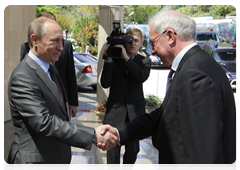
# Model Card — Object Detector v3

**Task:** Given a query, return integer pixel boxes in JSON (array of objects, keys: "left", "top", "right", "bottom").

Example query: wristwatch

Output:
[{"left": 93, "top": 130, "right": 97, "bottom": 143}]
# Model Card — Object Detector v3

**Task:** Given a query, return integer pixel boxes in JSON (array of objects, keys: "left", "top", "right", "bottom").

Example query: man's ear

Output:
[
  {"left": 31, "top": 34, "right": 38, "bottom": 47},
  {"left": 166, "top": 29, "right": 175, "bottom": 45}
]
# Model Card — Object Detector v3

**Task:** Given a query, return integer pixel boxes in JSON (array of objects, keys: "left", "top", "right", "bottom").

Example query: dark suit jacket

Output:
[
  {"left": 100, "top": 54, "right": 151, "bottom": 126},
  {"left": 116, "top": 45, "right": 236, "bottom": 164},
  {"left": 20, "top": 40, "right": 78, "bottom": 106},
  {"left": 7, "top": 55, "right": 94, "bottom": 164}
]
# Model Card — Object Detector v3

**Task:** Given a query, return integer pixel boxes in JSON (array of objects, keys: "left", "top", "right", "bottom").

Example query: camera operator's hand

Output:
[
  {"left": 114, "top": 44, "right": 129, "bottom": 61},
  {"left": 103, "top": 44, "right": 112, "bottom": 61}
]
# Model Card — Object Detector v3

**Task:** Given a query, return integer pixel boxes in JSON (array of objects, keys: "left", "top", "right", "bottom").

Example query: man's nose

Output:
[
  {"left": 151, "top": 48, "right": 156, "bottom": 55},
  {"left": 58, "top": 42, "right": 63, "bottom": 51}
]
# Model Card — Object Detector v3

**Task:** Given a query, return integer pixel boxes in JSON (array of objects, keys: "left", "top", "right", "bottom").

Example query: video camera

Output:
[{"left": 104, "top": 20, "right": 133, "bottom": 59}]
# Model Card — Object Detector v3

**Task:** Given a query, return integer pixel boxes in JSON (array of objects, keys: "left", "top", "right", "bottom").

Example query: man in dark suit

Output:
[
  {"left": 7, "top": 16, "right": 118, "bottom": 164},
  {"left": 100, "top": 28, "right": 151, "bottom": 164},
  {"left": 82, "top": 44, "right": 94, "bottom": 55},
  {"left": 98, "top": 9, "right": 236, "bottom": 164},
  {"left": 20, "top": 12, "right": 78, "bottom": 117}
]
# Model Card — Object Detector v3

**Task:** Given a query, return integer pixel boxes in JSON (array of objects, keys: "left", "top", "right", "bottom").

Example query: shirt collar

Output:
[
  {"left": 28, "top": 50, "right": 50, "bottom": 73},
  {"left": 130, "top": 52, "right": 138, "bottom": 60},
  {"left": 171, "top": 42, "right": 197, "bottom": 71}
]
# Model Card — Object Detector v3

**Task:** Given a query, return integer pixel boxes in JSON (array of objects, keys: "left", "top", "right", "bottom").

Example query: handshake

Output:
[{"left": 94, "top": 125, "right": 119, "bottom": 151}]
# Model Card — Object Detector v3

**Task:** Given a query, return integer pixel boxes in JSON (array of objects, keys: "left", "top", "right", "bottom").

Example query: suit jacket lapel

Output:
[
  {"left": 24, "top": 55, "right": 70, "bottom": 120},
  {"left": 133, "top": 54, "right": 141, "bottom": 63}
]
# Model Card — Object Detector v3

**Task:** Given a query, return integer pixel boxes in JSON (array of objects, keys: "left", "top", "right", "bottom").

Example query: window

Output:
[
  {"left": 74, "top": 54, "right": 97, "bottom": 64},
  {"left": 216, "top": 51, "right": 236, "bottom": 61},
  {"left": 196, "top": 33, "right": 217, "bottom": 41},
  {"left": 209, "top": 50, "right": 214, "bottom": 57}
]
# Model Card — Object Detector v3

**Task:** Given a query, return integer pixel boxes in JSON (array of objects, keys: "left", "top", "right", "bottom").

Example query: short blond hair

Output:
[{"left": 125, "top": 28, "right": 143, "bottom": 40}]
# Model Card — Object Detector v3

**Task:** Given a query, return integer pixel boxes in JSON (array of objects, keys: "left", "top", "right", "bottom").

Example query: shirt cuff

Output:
[
  {"left": 105, "top": 60, "right": 113, "bottom": 63},
  {"left": 115, "top": 127, "right": 121, "bottom": 146}
]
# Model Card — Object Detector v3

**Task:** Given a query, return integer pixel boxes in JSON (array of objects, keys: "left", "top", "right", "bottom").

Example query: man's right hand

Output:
[
  {"left": 114, "top": 44, "right": 129, "bottom": 61},
  {"left": 94, "top": 125, "right": 119, "bottom": 151}
]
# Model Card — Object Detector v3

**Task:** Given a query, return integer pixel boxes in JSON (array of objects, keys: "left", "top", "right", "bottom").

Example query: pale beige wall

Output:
[
  {"left": 96, "top": 6, "right": 124, "bottom": 105},
  {"left": 4, "top": 5, "right": 36, "bottom": 121}
]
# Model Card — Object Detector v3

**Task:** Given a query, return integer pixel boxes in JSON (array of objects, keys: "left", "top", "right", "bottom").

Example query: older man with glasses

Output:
[{"left": 98, "top": 8, "right": 236, "bottom": 164}]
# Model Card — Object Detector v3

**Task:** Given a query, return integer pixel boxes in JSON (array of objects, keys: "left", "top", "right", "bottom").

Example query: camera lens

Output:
[{"left": 114, "top": 23, "right": 120, "bottom": 29}]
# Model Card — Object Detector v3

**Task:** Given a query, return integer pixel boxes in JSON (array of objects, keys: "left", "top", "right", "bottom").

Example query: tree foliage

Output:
[
  {"left": 124, "top": 5, "right": 236, "bottom": 24},
  {"left": 36, "top": 5, "right": 99, "bottom": 53},
  {"left": 210, "top": 5, "right": 236, "bottom": 18},
  {"left": 36, "top": 5, "right": 74, "bottom": 32},
  {"left": 36, "top": 5, "right": 61, "bottom": 17},
  {"left": 124, "top": 5, "right": 166, "bottom": 24},
  {"left": 56, "top": 13, "right": 73, "bottom": 32},
  {"left": 72, "top": 15, "right": 99, "bottom": 52},
  {"left": 175, "top": 5, "right": 235, "bottom": 19}
]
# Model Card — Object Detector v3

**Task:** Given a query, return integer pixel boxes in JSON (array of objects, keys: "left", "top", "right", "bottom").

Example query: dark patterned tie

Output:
[
  {"left": 166, "top": 69, "right": 175, "bottom": 93},
  {"left": 49, "top": 65, "right": 65, "bottom": 105}
]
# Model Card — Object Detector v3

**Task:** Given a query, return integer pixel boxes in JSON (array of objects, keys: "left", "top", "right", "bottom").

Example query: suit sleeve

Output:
[
  {"left": 66, "top": 41, "right": 78, "bottom": 106},
  {"left": 125, "top": 56, "right": 151, "bottom": 83},
  {"left": 9, "top": 72, "right": 94, "bottom": 150},
  {"left": 116, "top": 107, "right": 160, "bottom": 145},
  {"left": 177, "top": 68, "right": 225, "bottom": 163},
  {"left": 100, "top": 61, "right": 114, "bottom": 88}
]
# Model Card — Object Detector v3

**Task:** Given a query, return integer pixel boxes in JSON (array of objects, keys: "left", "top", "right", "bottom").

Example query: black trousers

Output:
[{"left": 107, "top": 114, "right": 140, "bottom": 164}]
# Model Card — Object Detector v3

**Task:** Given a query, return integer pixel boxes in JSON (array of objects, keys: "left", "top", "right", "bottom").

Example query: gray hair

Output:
[{"left": 148, "top": 7, "right": 196, "bottom": 41}]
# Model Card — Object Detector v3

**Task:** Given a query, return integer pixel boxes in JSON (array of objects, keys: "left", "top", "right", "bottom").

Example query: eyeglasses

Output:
[{"left": 149, "top": 30, "right": 167, "bottom": 48}]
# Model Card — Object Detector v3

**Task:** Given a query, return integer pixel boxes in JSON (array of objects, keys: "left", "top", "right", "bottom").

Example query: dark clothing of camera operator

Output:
[{"left": 100, "top": 28, "right": 151, "bottom": 164}]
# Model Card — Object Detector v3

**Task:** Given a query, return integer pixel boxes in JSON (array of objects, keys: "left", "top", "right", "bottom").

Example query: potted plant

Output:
[
  {"left": 145, "top": 94, "right": 162, "bottom": 113},
  {"left": 94, "top": 101, "right": 106, "bottom": 121}
]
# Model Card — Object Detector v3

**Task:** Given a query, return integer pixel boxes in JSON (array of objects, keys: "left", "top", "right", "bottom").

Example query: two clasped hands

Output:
[{"left": 94, "top": 125, "right": 119, "bottom": 151}]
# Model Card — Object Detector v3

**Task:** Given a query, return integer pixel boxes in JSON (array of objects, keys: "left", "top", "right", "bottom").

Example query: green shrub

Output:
[{"left": 145, "top": 94, "right": 162, "bottom": 107}]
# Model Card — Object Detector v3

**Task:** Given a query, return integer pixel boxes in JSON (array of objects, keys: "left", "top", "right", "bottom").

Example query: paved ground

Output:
[{"left": 4, "top": 68, "right": 236, "bottom": 164}]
